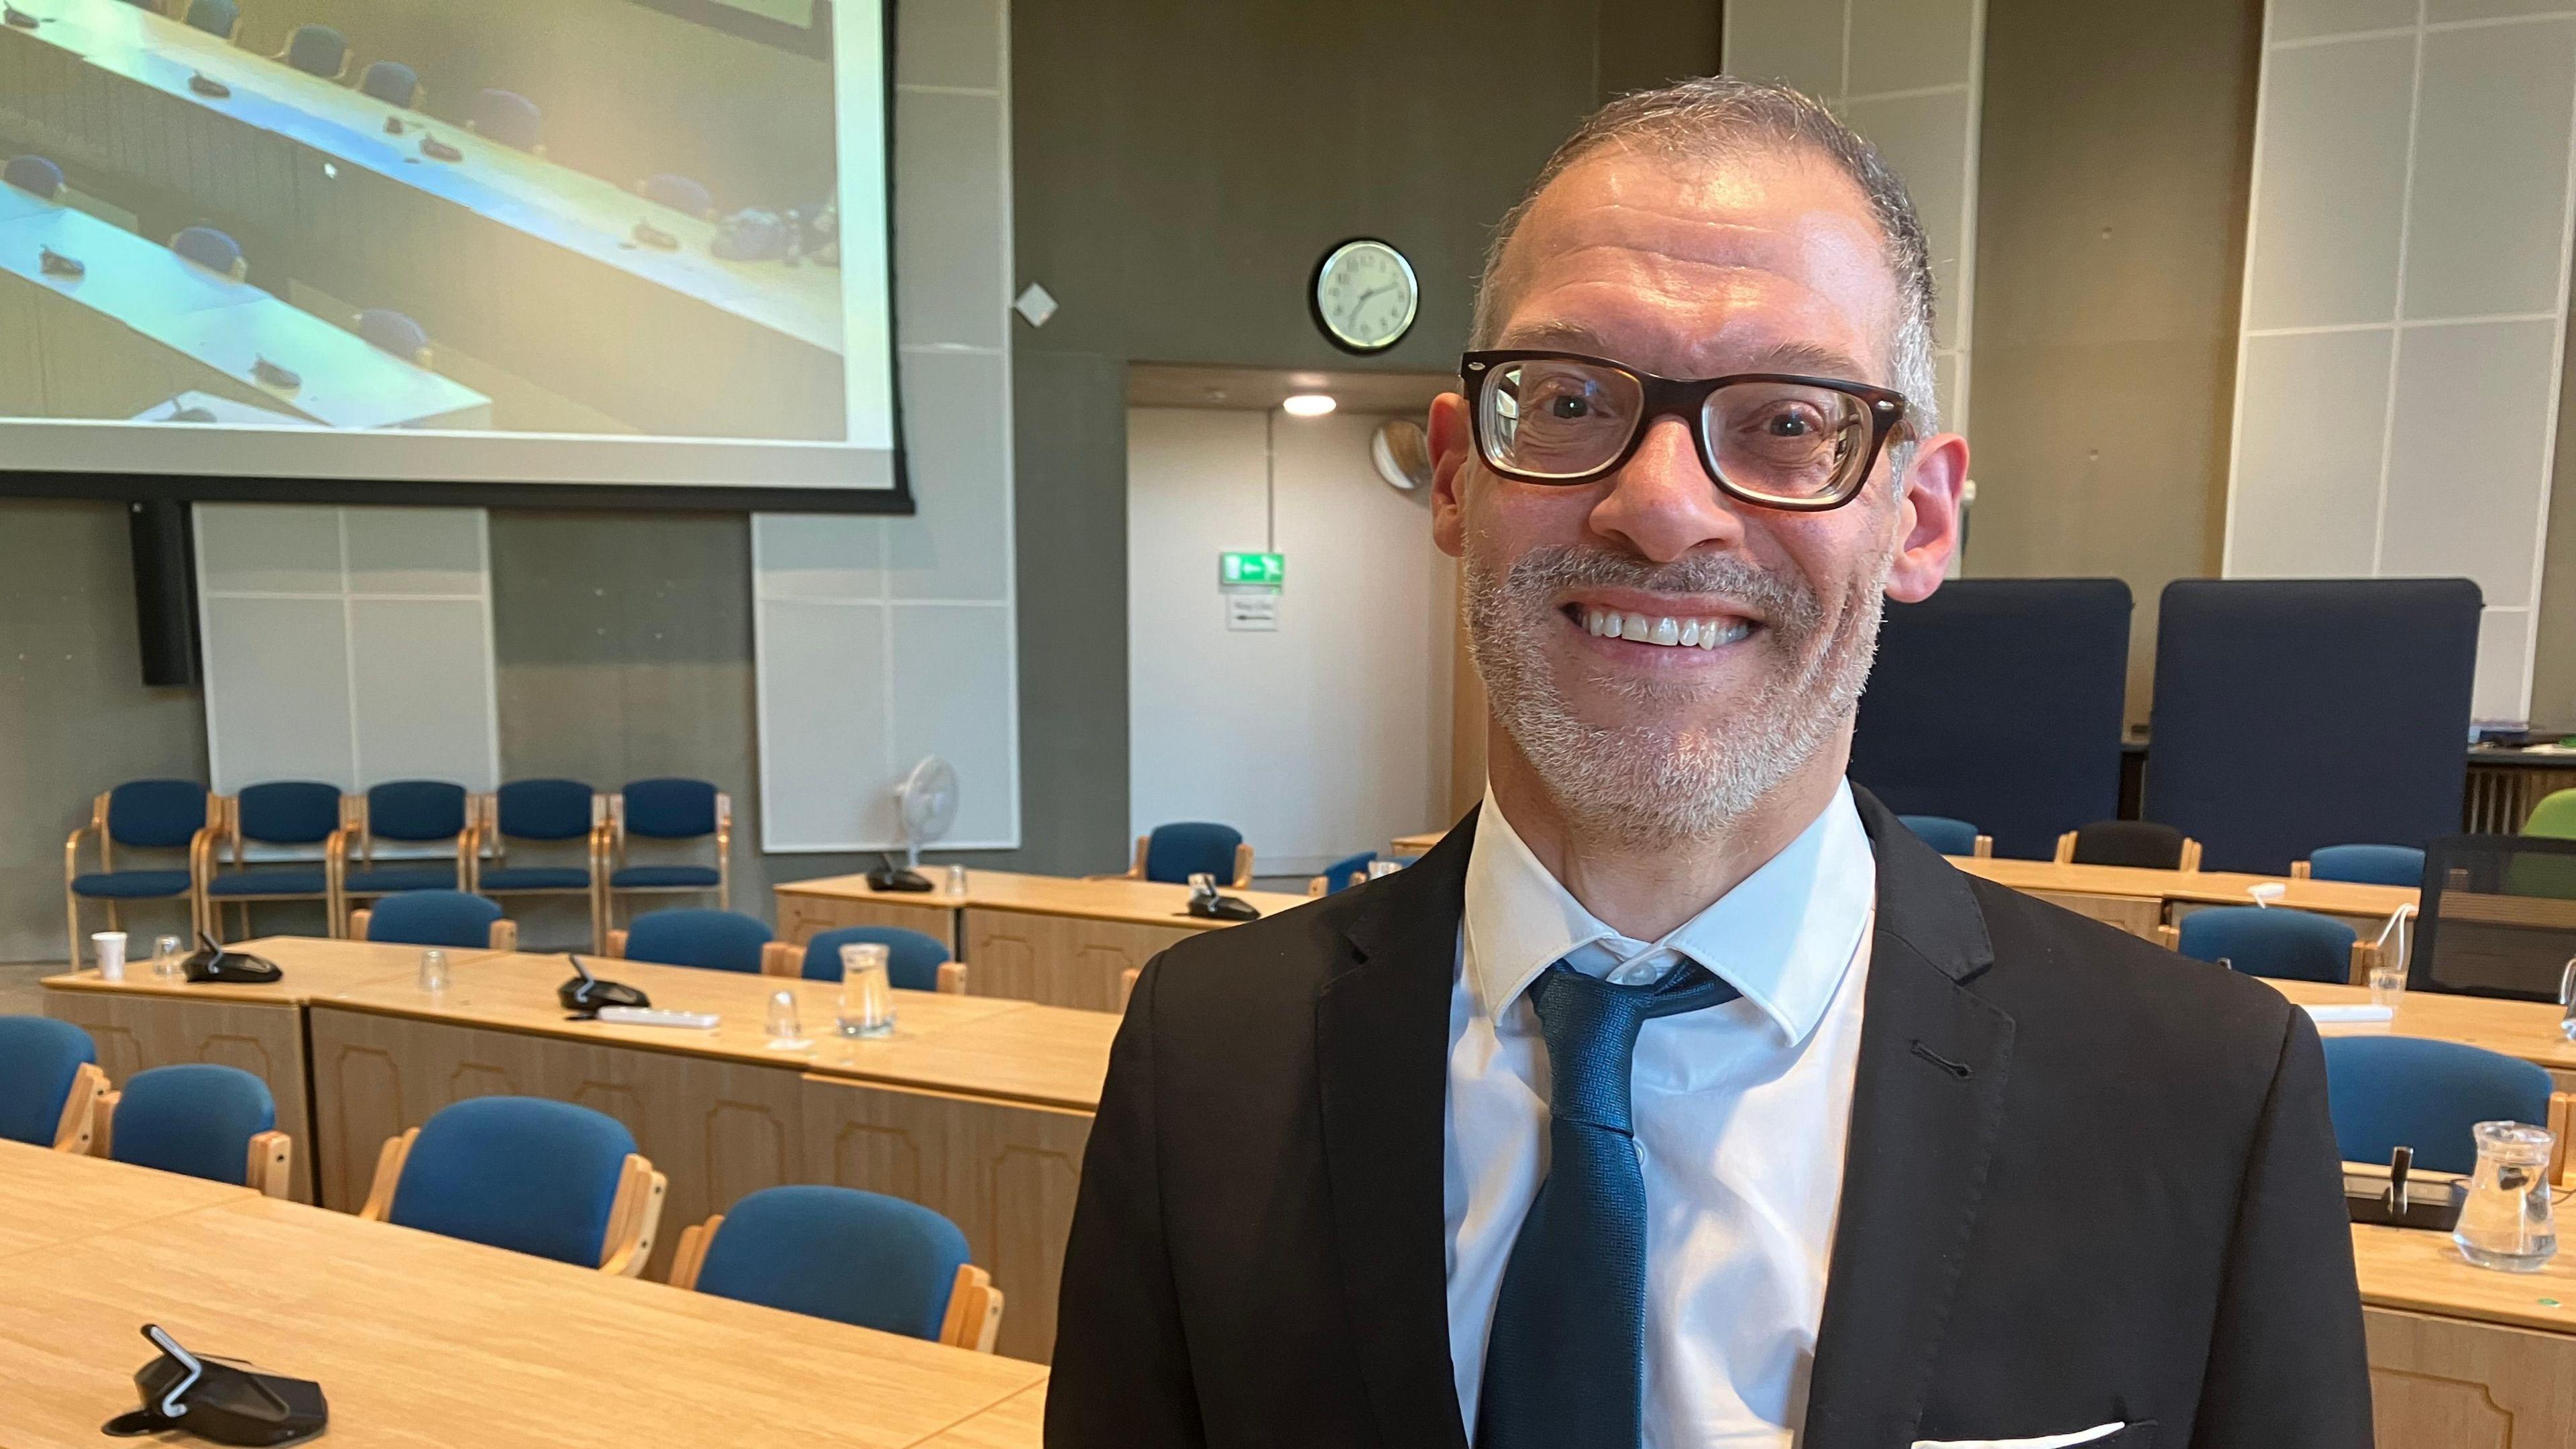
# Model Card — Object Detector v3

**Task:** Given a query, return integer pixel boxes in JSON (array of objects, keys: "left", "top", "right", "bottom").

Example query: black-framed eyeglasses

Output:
[{"left": 1460, "top": 350, "right": 1909, "bottom": 512}]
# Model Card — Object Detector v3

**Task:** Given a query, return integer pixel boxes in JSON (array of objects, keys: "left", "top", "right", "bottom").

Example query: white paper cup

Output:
[{"left": 92, "top": 930, "right": 127, "bottom": 980}]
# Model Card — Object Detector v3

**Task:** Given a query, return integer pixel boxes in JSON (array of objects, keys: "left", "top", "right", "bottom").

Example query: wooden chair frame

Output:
[
  {"left": 1119, "top": 967, "right": 1140, "bottom": 1012},
  {"left": 347, "top": 906, "right": 518, "bottom": 952},
  {"left": 195, "top": 792, "right": 344, "bottom": 946},
  {"left": 1104, "top": 834, "right": 1255, "bottom": 889},
  {"left": 361, "top": 1128, "right": 665, "bottom": 1275},
  {"left": 2056, "top": 829, "right": 2202, "bottom": 873},
  {"left": 50, "top": 1063, "right": 109, "bottom": 1154},
  {"left": 65, "top": 789, "right": 221, "bottom": 969},
  {"left": 91, "top": 1090, "right": 292, "bottom": 1196},
  {"left": 755, "top": 940, "right": 966, "bottom": 993},
  {"left": 667, "top": 1213, "right": 1004, "bottom": 1352},
  {"left": 464, "top": 790, "right": 608, "bottom": 952},
  {"left": 328, "top": 794, "right": 476, "bottom": 938},
  {"left": 600, "top": 790, "right": 732, "bottom": 934}
]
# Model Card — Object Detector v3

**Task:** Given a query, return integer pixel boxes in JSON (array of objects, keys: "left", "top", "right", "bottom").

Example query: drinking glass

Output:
[
  {"left": 417, "top": 949, "right": 449, "bottom": 994},
  {"left": 2367, "top": 961, "right": 2407, "bottom": 1012},
  {"left": 947, "top": 863, "right": 969, "bottom": 896},
  {"left": 765, "top": 989, "right": 810, "bottom": 1049},
  {"left": 2454, "top": 1121, "right": 2558, "bottom": 1272},
  {"left": 153, "top": 934, "right": 184, "bottom": 978},
  {"left": 837, "top": 942, "right": 896, "bottom": 1038}
]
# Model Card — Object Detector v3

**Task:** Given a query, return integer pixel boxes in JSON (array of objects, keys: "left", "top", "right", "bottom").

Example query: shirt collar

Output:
[{"left": 1462, "top": 779, "right": 1876, "bottom": 1044}]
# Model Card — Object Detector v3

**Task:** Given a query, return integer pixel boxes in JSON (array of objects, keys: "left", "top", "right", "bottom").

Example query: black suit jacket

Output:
[{"left": 1047, "top": 790, "right": 2372, "bottom": 1448}]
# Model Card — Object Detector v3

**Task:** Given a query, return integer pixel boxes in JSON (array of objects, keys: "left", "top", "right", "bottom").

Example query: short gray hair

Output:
[{"left": 1470, "top": 74, "right": 1940, "bottom": 442}]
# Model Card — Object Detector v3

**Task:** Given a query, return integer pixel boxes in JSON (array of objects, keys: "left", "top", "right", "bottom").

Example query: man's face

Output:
[{"left": 1429, "top": 146, "right": 1964, "bottom": 843}]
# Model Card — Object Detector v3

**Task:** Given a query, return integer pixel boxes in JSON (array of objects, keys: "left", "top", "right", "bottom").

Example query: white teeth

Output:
[
  {"left": 1652, "top": 617, "right": 1679, "bottom": 645},
  {"left": 1578, "top": 606, "right": 1752, "bottom": 650},
  {"left": 1622, "top": 612, "right": 1650, "bottom": 640},
  {"left": 1678, "top": 620, "right": 1700, "bottom": 647}
]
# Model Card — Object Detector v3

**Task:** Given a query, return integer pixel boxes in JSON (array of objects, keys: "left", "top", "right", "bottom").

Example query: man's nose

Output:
[{"left": 1586, "top": 416, "right": 1748, "bottom": 562}]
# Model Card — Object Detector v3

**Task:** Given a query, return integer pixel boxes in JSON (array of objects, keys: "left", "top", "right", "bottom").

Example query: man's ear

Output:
[
  {"left": 1884, "top": 431, "right": 1968, "bottom": 603},
  {"left": 1429, "top": 392, "right": 1473, "bottom": 559}
]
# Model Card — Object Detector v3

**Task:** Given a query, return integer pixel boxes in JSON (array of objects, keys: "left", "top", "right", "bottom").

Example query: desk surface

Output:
[
  {"left": 44, "top": 937, "right": 498, "bottom": 1005},
  {"left": 2269, "top": 979, "right": 2576, "bottom": 1074},
  {"left": 0, "top": 1139, "right": 252, "bottom": 1258},
  {"left": 2353, "top": 1220, "right": 2576, "bottom": 1335},
  {"left": 0, "top": 1147, "right": 1044, "bottom": 1448},
  {"left": 10, "top": 0, "right": 841, "bottom": 353},
  {"left": 777, "top": 868, "right": 1314, "bottom": 932},
  {"left": 1953, "top": 857, "right": 2416, "bottom": 919}
]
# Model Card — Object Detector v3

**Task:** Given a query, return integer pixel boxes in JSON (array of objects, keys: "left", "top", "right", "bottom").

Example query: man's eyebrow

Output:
[
  {"left": 1746, "top": 340, "right": 1875, "bottom": 382},
  {"left": 1490, "top": 320, "right": 1620, "bottom": 354}
]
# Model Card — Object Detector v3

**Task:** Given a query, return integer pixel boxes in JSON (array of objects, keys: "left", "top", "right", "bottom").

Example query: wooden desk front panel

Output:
[
  {"left": 777, "top": 889, "right": 961, "bottom": 955},
  {"left": 2027, "top": 891, "right": 2165, "bottom": 941},
  {"left": 2366, "top": 1306, "right": 2576, "bottom": 1448},
  {"left": 963, "top": 908, "right": 1195, "bottom": 1012},
  {"left": 43, "top": 989, "right": 313, "bottom": 1202}
]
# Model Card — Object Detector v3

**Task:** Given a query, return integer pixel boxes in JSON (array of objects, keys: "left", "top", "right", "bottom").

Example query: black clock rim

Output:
[{"left": 1309, "top": 236, "right": 1415, "bottom": 357}]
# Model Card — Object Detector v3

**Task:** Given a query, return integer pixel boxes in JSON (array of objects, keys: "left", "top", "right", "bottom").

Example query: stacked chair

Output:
[{"left": 64, "top": 780, "right": 211, "bottom": 967}]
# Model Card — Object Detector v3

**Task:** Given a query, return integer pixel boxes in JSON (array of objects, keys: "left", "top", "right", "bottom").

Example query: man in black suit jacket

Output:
[{"left": 1049, "top": 75, "right": 2369, "bottom": 1449}]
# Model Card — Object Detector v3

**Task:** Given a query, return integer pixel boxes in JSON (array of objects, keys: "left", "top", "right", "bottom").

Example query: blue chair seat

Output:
[
  {"left": 205, "top": 867, "right": 328, "bottom": 897},
  {"left": 344, "top": 865, "right": 458, "bottom": 894},
  {"left": 70, "top": 869, "right": 193, "bottom": 900},
  {"left": 611, "top": 864, "right": 720, "bottom": 889},
  {"left": 480, "top": 865, "right": 591, "bottom": 892}
]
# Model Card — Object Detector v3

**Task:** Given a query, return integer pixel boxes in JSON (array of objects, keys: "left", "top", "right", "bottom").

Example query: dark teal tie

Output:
[{"left": 1474, "top": 958, "right": 1740, "bottom": 1449}]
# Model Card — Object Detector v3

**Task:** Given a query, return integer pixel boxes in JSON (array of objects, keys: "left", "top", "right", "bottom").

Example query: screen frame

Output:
[{"left": 0, "top": 0, "right": 912, "bottom": 517}]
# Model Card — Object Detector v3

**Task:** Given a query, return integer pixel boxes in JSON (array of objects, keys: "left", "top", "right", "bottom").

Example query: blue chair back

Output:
[
  {"left": 282, "top": 23, "right": 345, "bottom": 77},
  {"left": 640, "top": 172, "right": 714, "bottom": 217},
  {"left": 5, "top": 154, "right": 63, "bottom": 199},
  {"left": 2175, "top": 906, "right": 2357, "bottom": 984},
  {"left": 170, "top": 225, "right": 243, "bottom": 277},
  {"left": 0, "top": 1016, "right": 94, "bottom": 1146},
  {"left": 799, "top": 926, "right": 947, "bottom": 989},
  {"left": 1315, "top": 851, "right": 1376, "bottom": 894},
  {"left": 622, "top": 777, "right": 718, "bottom": 839},
  {"left": 496, "top": 779, "right": 594, "bottom": 842},
  {"left": 2322, "top": 1036, "right": 2551, "bottom": 1175},
  {"left": 694, "top": 1185, "right": 971, "bottom": 1339},
  {"left": 181, "top": 0, "right": 237, "bottom": 38},
  {"left": 367, "top": 891, "right": 502, "bottom": 949},
  {"left": 1143, "top": 822, "right": 1242, "bottom": 885},
  {"left": 360, "top": 60, "right": 421, "bottom": 109},
  {"left": 107, "top": 780, "right": 206, "bottom": 849},
  {"left": 109, "top": 1064, "right": 274, "bottom": 1186},
  {"left": 2308, "top": 844, "right": 2426, "bottom": 888},
  {"left": 1897, "top": 814, "right": 1982, "bottom": 856},
  {"left": 237, "top": 780, "right": 342, "bottom": 845},
  {"left": 625, "top": 908, "right": 769, "bottom": 973},
  {"left": 2068, "top": 819, "right": 2188, "bottom": 869},
  {"left": 390, "top": 1097, "right": 635, "bottom": 1266},
  {"left": 357, "top": 309, "right": 429, "bottom": 362},
  {"left": 474, "top": 88, "right": 544, "bottom": 150},
  {"left": 368, "top": 781, "right": 469, "bottom": 842}
]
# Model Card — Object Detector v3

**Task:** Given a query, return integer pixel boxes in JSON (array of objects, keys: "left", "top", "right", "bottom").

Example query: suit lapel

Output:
[
  {"left": 1803, "top": 793, "right": 2017, "bottom": 1449},
  {"left": 1318, "top": 811, "right": 1478, "bottom": 1449}
]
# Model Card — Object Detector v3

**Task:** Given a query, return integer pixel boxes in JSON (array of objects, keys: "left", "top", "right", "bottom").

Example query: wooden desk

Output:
[
  {"left": 0, "top": 1138, "right": 253, "bottom": 1258},
  {"left": 2352, "top": 1223, "right": 2576, "bottom": 1446},
  {"left": 1390, "top": 830, "right": 1440, "bottom": 858},
  {"left": 0, "top": 1152, "right": 1046, "bottom": 1447},
  {"left": 2269, "top": 980, "right": 2576, "bottom": 1088},
  {"left": 916, "top": 1381, "right": 1046, "bottom": 1448},
  {"left": 41, "top": 938, "right": 491, "bottom": 1201},
  {"left": 1953, "top": 857, "right": 2414, "bottom": 940},
  {"left": 775, "top": 869, "right": 1314, "bottom": 1013},
  {"left": 0, "top": 188, "right": 490, "bottom": 427},
  {"left": 0, "top": 0, "right": 841, "bottom": 438},
  {"left": 304, "top": 947, "right": 1112, "bottom": 1361}
]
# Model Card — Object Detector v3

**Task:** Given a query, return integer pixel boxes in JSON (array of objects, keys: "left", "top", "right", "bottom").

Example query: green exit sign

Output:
[{"left": 1220, "top": 551, "right": 1285, "bottom": 588}]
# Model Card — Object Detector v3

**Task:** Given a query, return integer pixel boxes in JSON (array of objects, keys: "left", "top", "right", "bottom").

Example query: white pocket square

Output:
[{"left": 1915, "top": 1423, "right": 2126, "bottom": 1449}]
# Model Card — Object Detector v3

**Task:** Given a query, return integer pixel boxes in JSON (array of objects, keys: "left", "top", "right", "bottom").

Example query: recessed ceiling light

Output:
[{"left": 1281, "top": 393, "right": 1336, "bottom": 417}]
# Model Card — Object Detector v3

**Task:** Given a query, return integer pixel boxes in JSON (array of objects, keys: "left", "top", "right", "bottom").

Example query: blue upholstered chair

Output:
[
  {"left": 356, "top": 309, "right": 431, "bottom": 366},
  {"left": 769, "top": 925, "right": 960, "bottom": 991},
  {"left": 612, "top": 908, "right": 769, "bottom": 974},
  {"left": 5, "top": 154, "right": 64, "bottom": 201},
  {"left": 360, "top": 1096, "right": 664, "bottom": 1273},
  {"left": 1307, "top": 851, "right": 1378, "bottom": 896},
  {"left": 277, "top": 23, "right": 347, "bottom": 78},
  {"left": 198, "top": 781, "right": 342, "bottom": 943},
  {"left": 0, "top": 1016, "right": 107, "bottom": 1152},
  {"left": 179, "top": 0, "right": 239, "bottom": 41},
  {"left": 2169, "top": 906, "right": 2361, "bottom": 985},
  {"left": 356, "top": 890, "right": 514, "bottom": 951},
  {"left": 670, "top": 1185, "right": 1001, "bottom": 1350},
  {"left": 169, "top": 225, "right": 246, "bottom": 280},
  {"left": 359, "top": 60, "right": 423, "bottom": 110},
  {"left": 332, "top": 781, "right": 473, "bottom": 934},
  {"left": 602, "top": 778, "right": 729, "bottom": 927},
  {"left": 470, "top": 88, "right": 545, "bottom": 152},
  {"left": 103, "top": 1063, "right": 290, "bottom": 1194},
  {"left": 1118, "top": 822, "right": 1252, "bottom": 887},
  {"left": 2056, "top": 819, "right": 2200, "bottom": 871},
  {"left": 470, "top": 778, "right": 604, "bottom": 947},
  {"left": 66, "top": 780, "right": 212, "bottom": 968},
  {"left": 2298, "top": 845, "right": 2426, "bottom": 888},
  {"left": 637, "top": 172, "right": 716, "bottom": 219},
  {"left": 1898, "top": 815, "right": 1992, "bottom": 858},
  {"left": 2321, "top": 1036, "right": 2556, "bottom": 1175}
]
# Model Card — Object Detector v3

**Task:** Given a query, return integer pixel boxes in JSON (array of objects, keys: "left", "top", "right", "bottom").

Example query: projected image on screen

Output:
[{"left": 0, "top": 0, "right": 896, "bottom": 496}]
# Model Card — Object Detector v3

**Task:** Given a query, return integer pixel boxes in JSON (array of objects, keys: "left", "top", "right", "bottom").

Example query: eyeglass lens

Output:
[{"left": 1477, "top": 357, "right": 1871, "bottom": 502}]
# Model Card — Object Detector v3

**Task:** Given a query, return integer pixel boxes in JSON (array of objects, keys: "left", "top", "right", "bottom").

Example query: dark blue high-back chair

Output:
[
  {"left": 360, "top": 60, "right": 423, "bottom": 109},
  {"left": 2058, "top": 819, "right": 2200, "bottom": 871},
  {"left": 1134, "top": 822, "right": 1249, "bottom": 886},
  {"left": 5, "top": 154, "right": 64, "bottom": 200},
  {"left": 472, "top": 778, "right": 603, "bottom": 947},
  {"left": 604, "top": 778, "right": 729, "bottom": 928},
  {"left": 0, "top": 1016, "right": 105, "bottom": 1151},
  {"left": 66, "top": 780, "right": 209, "bottom": 968},
  {"left": 199, "top": 781, "right": 341, "bottom": 943},
  {"left": 2172, "top": 906, "right": 2359, "bottom": 985},
  {"left": 278, "top": 23, "right": 346, "bottom": 78},
  {"left": 2301, "top": 844, "right": 2426, "bottom": 888},
  {"left": 107, "top": 1063, "right": 288, "bottom": 1193},
  {"left": 616, "top": 908, "right": 769, "bottom": 974},
  {"left": 674, "top": 1185, "right": 997, "bottom": 1349},
  {"left": 472, "top": 88, "right": 545, "bottom": 152},
  {"left": 356, "top": 309, "right": 431, "bottom": 366},
  {"left": 1897, "top": 815, "right": 1990, "bottom": 858},
  {"left": 360, "top": 890, "right": 509, "bottom": 950},
  {"left": 2321, "top": 1036, "right": 2553, "bottom": 1175},
  {"left": 638, "top": 172, "right": 715, "bottom": 218},
  {"left": 334, "top": 781, "right": 472, "bottom": 934},
  {"left": 169, "top": 225, "right": 246, "bottom": 280},
  {"left": 796, "top": 926, "right": 955, "bottom": 991},
  {"left": 365, "top": 1097, "right": 661, "bottom": 1273},
  {"left": 180, "top": 0, "right": 239, "bottom": 40}
]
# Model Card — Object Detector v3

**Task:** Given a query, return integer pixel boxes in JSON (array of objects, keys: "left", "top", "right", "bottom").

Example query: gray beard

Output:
[{"left": 1464, "top": 541, "right": 1892, "bottom": 848}]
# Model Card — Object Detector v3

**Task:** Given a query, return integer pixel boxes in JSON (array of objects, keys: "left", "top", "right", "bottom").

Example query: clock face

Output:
[{"left": 1312, "top": 239, "right": 1419, "bottom": 354}]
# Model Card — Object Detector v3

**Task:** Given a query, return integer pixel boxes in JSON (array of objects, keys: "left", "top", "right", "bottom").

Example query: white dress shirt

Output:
[{"left": 1445, "top": 781, "right": 1877, "bottom": 1447}]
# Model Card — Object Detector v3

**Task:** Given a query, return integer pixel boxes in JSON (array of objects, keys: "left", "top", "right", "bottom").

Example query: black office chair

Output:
[
  {"left": 278, "top": 24, "right": 348, "bottom": 80},
  {"left": 637, "top": 172, "right": 716, "bottom": 220},
  {"left": 471, "top": 89, "right": 545, "bottom": 154},
  {"left": 169, "top": 225, "right": 247, "bottom": 282},
  {"left": 355, "top": 309, "right": 432, "bottom": 367},
  {"left": 3, "top": 155, "right": 63, "bottom": 201},
  {"left": 178, "top": 0, "right": 239, "bottom": 42},
  {"left": 2056, "top": 819, "right": 2201, "bottom": 871},
  {"left": 360, "top": 60, "right": 423, "bottom": 110},
  {"left": 2409, "top": 834, "right": 2576, "bottom": 1002}
]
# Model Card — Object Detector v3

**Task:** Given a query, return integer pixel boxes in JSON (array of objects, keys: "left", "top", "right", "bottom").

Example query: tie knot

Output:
[{"left": 1527, "top": 960, "right": 1737, "bottom": 1133}]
